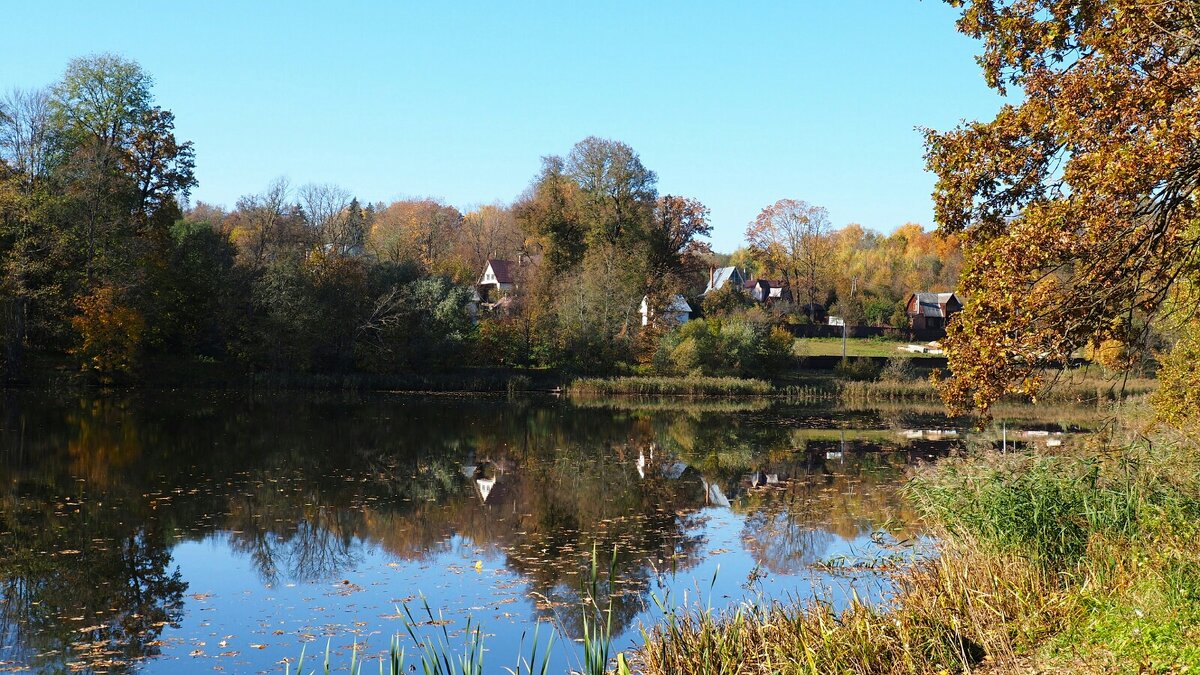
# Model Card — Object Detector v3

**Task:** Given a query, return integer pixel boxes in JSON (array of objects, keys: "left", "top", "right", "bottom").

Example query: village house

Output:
[
  {"left": 478, "top": 259, "right": 516, "bottom": 300},
  {"left": 639, "top": 294, "right": 692, "bottom": 327},
  {"left": 764, "top": 280, "right": 790, "bottom": 302},
  {"left": 703, "top": 266, "right": 746, "bottom": 295},
  {"left": 743, "top": 278, "right": 770, "bottom": 302},
  {"left": 906, "top": 291, "right": 964, "bottom": 330},
  {"left": 743, "top": 278, "right": 790, "bottom": 303}
]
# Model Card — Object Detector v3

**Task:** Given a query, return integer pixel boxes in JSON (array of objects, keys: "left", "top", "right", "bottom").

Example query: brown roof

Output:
[{"left": 487, "top": 259, "right": 515, "bottom": 284}]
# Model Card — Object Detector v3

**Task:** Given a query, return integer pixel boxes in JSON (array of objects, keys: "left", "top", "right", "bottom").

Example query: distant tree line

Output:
[{"left": 0, "top": 54, "right": 962, "bottom": 383}]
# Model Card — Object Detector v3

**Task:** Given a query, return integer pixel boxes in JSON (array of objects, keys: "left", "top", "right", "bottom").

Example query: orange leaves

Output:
[
  {"left": 928, "top": 0, "right": 1200, "bottom": 415},
  {"left": 70, "top": 285, "right": 145, "bottom": 380}
]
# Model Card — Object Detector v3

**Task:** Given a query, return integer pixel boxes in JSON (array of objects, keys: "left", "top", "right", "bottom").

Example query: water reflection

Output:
[{"left": 0, "top": 391, "right": 1093, "bottom": 672}]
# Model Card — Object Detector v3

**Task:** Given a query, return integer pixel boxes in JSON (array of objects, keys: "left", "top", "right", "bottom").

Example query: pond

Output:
[{"left": 0, "top": 391, "right": 1095, "bottom": 673}]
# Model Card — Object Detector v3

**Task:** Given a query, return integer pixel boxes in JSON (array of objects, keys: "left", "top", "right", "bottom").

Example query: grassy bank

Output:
[
  {"left": 837, "top": 373, "right": 1158, "bottom": 406},
  {"left": 636, "top": 414, "right": 1200, "bottom": 673},
  {"left": 567, "top": 376, "right": 773, "bottom": 397},
  {"left": 795, "top": 337, "right": 943, "bottom": 359}
]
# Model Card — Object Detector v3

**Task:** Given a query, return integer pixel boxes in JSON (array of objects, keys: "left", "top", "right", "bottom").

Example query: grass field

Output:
[{"left": 794, "top": 337, "right": 942, "bottom": 358}]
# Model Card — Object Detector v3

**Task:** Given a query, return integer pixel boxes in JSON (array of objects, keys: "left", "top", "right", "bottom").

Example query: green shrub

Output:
[
  {"left": 879, "top": 356, "right": 917, "bottom": 382},
  {"left": 834, "top": 357, "right": 880, "bottom": 381},
  {"left": 653, "top": 318, "right": 793, "bottom": 378}
]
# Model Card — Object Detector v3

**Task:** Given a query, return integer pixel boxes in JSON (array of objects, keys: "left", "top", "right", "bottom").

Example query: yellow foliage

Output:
[
  {"left": 1151, "top": 321, "right": 1200, "bottom": 429},
  {"left": 70, "top": 285, "right": 145, "bottom": 379},
  {"left": 1088, "top": 338, "right": 1134, "bottom": 372}
]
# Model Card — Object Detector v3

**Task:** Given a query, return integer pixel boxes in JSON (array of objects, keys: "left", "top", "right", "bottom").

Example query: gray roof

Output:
[
  {"left": 705, "top": 266, "right": 743, "bottom": 293},
  {"left": 666, "top": 294, "right": 692, "bottom": 313},
  {"left": 911, "top": 292, "right": 961, "bottom": 318}
]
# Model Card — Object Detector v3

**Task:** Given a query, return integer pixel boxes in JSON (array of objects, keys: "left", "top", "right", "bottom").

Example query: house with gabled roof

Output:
[
  {"left": 479, "top": 259, "right": 515, "bottom": 294},
  {"left": 743, "top": 278, "right": 790, "bottom": 303},
  {"left": 704, "top": 266, "right": 746, "bottom": 295},
  {"left": 906, "top": 292, "right": 964, "bottom": 330},
  {"left": 640, "top": 294, "right": 692, "bottom": 327},
  {"left": 744, "top": 278, "right": 770, "bottom": 302}
]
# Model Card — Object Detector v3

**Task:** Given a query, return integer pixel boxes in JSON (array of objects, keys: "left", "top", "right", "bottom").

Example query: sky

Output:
[{"left": 2, "top": 1, "right": 1005, "bottom": 252}]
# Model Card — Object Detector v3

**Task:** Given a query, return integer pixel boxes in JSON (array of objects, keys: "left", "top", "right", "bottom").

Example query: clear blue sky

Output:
[{"left": 2, "top": 1, "right": 1004, "bottom": 252}]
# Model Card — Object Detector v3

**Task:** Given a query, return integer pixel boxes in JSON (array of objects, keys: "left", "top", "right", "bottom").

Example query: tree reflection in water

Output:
[{"left": 0, "top": 391, "right": 959, "bottom": 671}]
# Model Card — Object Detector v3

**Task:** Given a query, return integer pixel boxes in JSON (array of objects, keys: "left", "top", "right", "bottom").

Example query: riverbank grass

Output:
[
  {"left": 638, "top": 427, "right": 1200, "bottom": 673},
  {"left": 567, "top": 376, "right": 772, "bottom": 396}
]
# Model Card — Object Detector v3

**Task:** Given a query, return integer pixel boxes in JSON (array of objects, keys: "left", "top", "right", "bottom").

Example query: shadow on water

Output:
[{"left": 0, "top": 390, "right": 1099, "bottom": 672}]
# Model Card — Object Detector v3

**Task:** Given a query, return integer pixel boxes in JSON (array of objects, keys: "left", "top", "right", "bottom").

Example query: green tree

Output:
[
  {"left": 50, "top": 53, "right": 153, "bottom": 152},
  {"left": 514, "top": 156, "right": 584, "bottom": 273},
  {"left": 0, "top": 87, "right": 59, "bottom": 376},
  {"left": 565, "top": 136, "right": 657, "bottom": 248}
]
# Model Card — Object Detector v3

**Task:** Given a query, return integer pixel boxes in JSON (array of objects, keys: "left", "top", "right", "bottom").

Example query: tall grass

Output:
[
  {"left": 639, "top": 540, "right": 1063, "bottom": 674},
  {"left": 837, "top": 374, "right": 1159, "bottom": 406},
  {"left": 906, "top": 447, "right": 1200, "bottom": 568},
  {"left": 568, "top": 376, "right": 773, "bottom": 397},
  {"left": 567, "top": 396, "right": 772, "bottom": 414},
  {"left": 637, "top": 425, "right": 1200, "bottom": 673}
]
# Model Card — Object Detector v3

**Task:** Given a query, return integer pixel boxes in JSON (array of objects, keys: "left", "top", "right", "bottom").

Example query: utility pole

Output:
[{"left": 842, "top": 275, "right": 857, "bottom": 360}]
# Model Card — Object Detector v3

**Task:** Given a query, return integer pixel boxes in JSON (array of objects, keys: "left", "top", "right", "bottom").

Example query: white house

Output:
[
  {"left": 640, "top": 294, "right": 692, "bottom": 327},
  {"left": 479, "top": 259, "right": 516, "bottom": 295}
]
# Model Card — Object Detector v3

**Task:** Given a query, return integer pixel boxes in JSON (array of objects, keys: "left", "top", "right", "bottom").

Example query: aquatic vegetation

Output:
[
  {"left": 637, "top": 425, "right": 1200, "bottom": 673},
  {"left": 568, "top": 376, "right": 773, "bottom": 396}
]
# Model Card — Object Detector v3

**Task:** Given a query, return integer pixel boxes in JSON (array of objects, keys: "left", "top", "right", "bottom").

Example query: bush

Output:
[
  {"left": 653, "top": 318, "right": 793, "bottom": 378},
  {"left": 879, "top": 356, "right": 917, "bottom": 382},
  {"left": 700, "top": 283, "right": 751, "bottom": 318},
  {"left": 834, "top": 356, "right": 880, "bottom": 381},
  {"left": 1152, "top": 320, "right": 1200, "bottom": 429}
]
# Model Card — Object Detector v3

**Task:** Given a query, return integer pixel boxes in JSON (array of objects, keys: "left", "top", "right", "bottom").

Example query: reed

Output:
[
  {"left": 637, "top": 425, "right": 1200, "bottom": 673},
  {"left": 567, "top": 376, "right": 773, "bottom": 397}
]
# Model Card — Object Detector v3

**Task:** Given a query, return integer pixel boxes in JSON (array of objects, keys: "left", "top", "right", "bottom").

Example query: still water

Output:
[{"left": 0, "top": 392, "right": 1087, "bottom": 673}]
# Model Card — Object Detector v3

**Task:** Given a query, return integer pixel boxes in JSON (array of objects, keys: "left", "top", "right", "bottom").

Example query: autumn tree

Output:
[
  {"left": 368, "top": 198, "right": 462, "bottom": 274},
  {"left": 124, "top": 107, "right": 196, "bottom": 230},
  {"left": 556, "top": 242, "right": 649, "bottom": 370},
  {"left": 745, "top": 199, "right": 833, "bottom": 310},
  {"left": 458, "top": 203, "right": 523, "bottom": 277},
  {"left": 228, "top": 178, "right": 307, "bottom": 268},
  {"left": 926, "top": 0, "right": 1200, "bottom": 415},
  {"left": 648, "top": 195, "right": 712, "bottom": 276},
  {"left": 565, "top": 136, "right": 657, "bottom": 248},
  {"left": 514, "top": 156, "right": 585, "bottom": 273}
]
